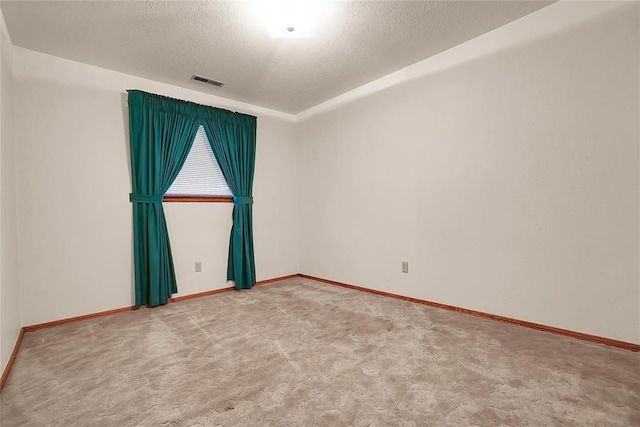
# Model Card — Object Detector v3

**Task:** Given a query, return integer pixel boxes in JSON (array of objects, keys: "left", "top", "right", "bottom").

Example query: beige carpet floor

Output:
[{"left": 1, "top": 277, "right": 638, "bottom": 426}]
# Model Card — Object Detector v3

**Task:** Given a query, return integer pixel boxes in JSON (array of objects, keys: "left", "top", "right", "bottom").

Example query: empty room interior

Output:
[{"left": 0, "top": 0, "right": 639, "bottom": 425}]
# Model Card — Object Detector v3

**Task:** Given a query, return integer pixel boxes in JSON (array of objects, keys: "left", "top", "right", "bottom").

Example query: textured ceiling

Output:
[{"left": 1, "top": 0, "right": 553, "bottom": 114}]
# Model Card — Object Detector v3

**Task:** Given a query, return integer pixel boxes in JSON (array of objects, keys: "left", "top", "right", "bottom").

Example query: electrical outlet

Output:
[
  {"left": 402, "top": 261, "right": 409, "bottom": 273},
  {"left": 195, "top": 261, "right": 202, "bottom": 272}
]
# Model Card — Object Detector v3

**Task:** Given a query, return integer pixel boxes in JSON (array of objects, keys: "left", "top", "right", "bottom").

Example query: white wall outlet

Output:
[
  {"left": 402, "top": 261, "right": 409, "bottom": 273},
  {"left": 195, "top": 261, "right": 202, "bottom": 272}
]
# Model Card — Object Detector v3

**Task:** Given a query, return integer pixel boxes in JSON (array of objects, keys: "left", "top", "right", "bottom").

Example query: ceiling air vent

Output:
[{"left": 191, "top": 75, "right": 225, "bottom": 88}]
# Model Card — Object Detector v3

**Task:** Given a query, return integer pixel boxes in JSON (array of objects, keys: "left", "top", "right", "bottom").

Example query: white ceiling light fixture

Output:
[
  {"left": 248, "top": 0, "right": 325, "bottom": 39},
  {"left": 267, "top": 1, "right": 316, "bottom": 39}
]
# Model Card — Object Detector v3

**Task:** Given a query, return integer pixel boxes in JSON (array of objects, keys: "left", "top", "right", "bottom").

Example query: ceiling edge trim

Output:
[
  {"left": 12, "top": 46, "right": 296, "bottom": 123},
  {"left": 295, "top": 0, "right": 628, "bottom": 123},
  {"left": 1, "top": 8, "right": 13, "bottom": 48}
]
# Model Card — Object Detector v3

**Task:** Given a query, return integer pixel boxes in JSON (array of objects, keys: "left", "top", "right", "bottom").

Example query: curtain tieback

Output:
[
  {"left": 130, "top": 193, "right": 164, "bottom": 204},
  {"left": 233, "top": 196, "right": 253, "bottom": 205}
]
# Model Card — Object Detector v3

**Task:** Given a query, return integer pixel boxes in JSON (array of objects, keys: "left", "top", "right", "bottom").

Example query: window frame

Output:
[
  {"left": 163, "top": 195, "right": 233, "bottom": 203},
  {"left": 163, "top": 125, "right": 233, "bottom": 203}
]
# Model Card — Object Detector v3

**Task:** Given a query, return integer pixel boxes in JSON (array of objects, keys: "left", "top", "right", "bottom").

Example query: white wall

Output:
[
  {"left": 297, "top": 3, "right": 640, "bottom": 343},
  {"left": 0, "top": 12, "right": 21, "bottom": 375},
  {"left": 165, "top": 114, "right": 298, "bottom": 297},
  {"left": 13, "top": 48, "right": 299, "bottom": 326},
  {"left": 4, "top": 1, "right": 639, "bottom": 346}
]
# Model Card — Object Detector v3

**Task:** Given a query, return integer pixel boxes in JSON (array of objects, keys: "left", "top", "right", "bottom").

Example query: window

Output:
[{"left": 164, "top": 125, "right": 233, "bottom": 202}]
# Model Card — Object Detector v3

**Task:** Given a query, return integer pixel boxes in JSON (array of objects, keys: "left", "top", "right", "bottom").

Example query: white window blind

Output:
[{"left": 166, "top": 125, "right": 232, "bottom": 196}]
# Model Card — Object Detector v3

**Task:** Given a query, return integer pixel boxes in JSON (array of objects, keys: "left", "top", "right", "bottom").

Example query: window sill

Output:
[{"left": 163, "top": 195, "right": 233, "bottom": 203}]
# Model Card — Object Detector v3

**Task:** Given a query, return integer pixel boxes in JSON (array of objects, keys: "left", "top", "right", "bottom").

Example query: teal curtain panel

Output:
[
  {"left": 128, "top": 90, "right": 258, "bottom": 306},
  {"left": 203, "top": 113, "right": 257, "bottom": 290},
  {"left": 128, "top": 90, "right": 200, "bottom": 306}
]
